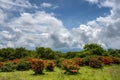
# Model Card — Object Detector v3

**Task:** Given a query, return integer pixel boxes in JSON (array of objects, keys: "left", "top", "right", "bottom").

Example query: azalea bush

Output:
[
  {"left": 89, "top": 57, "right": 102, "bottom": 68},
  {"left": 111, "top": 57, "right": 120, "bottom": 64},
  {"left": 62, "top": 59, "right": 80, "bottom": 74},
  {"left": 73, "top": 58, "right": 84, "bottom": 66},
  {"left": 44, "top": 60, "right": 56, "bottom": 71},
  {"left": 100, "top": 56, "right": 113, "bottom": 65},
  {"left": 30, "top": 58, "right": 44, "bottom": 74}
]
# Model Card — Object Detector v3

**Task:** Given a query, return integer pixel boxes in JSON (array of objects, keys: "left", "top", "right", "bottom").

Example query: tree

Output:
[
  {"left": 0, "top": 47, "right": 15, "bottom": 61},
  {"left": 83, "top": 43, "right": 105, "bottom": 55},
  {"left": 14, "top": 47, "right": 28, "bottom": 59}
]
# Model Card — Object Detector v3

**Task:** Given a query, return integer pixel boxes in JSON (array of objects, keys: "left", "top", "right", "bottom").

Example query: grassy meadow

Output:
[{"left": 0, "top": 65, "right": 120, "bottom": 80}]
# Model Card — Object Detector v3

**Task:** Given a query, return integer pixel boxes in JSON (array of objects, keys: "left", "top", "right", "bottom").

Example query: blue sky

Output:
[
  {"left": 0, "top": 0, "right": 120, "bottom": 51},
  {"left": 30, "top": 0, "right": 110, "bottom": 28}
]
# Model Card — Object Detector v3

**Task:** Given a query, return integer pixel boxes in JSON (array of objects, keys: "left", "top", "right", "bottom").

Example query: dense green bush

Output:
[
  {"left": 16, "top": 60, "right": 30, "bottom": 71},
  {"left": 0, "top": 62, "right": 16, "bottom": 72}
]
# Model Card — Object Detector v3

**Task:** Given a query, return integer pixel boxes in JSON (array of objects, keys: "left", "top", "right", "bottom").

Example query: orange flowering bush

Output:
[
  {"left": 62, "top": 59, "right": 80, "bottom": 74},
  {"left": 30, "top": 58, "right": 44, "bottom": 74},
  {"left": 100, "top": 56, "right": 113, "bottom": 65},
  {"left": 111, "top": 57, "right": 120, "bottom": 64},
  {"left": 44, "top": 60, "right": 56, "bottom": 71},
  {"left": 72, "top": 58, "right": 84, "bottom": 66},
  {"left": 89, "top": 57, "right": 102, "bottom": 68},
  {"left": 0, "top": 62, "right": 4, "bottom": 68},
  {"left": 10, "top": 59, "right": 20, "bottom": 64}
]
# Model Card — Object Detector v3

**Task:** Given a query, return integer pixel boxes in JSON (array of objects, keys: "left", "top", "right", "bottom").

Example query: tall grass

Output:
[{"left": 0, "top": 65, "right": 120, "bottom": 80}]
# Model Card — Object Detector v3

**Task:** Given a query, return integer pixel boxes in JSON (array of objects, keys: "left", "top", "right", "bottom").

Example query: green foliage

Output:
[
  {"left": 36, "top": 47, "right": 57, "bottom": 59},
  {"left": 65, "top": 52, "right": 77, "bottom": 59},
  {"left": 0, "top": 47, "right": 15, "bottom": 61},
  {"left": 108, "top": 49, "right": 120, "bottom": 57},
  {"left": 0, "top": 62, "right": 16, "bottom": 72},
  {"left": 83, "top": 43, "right": 105, "bottom": 55},
  {"left": 16, "top": 60, "right": 30, "bottom": 71},
  {"left": 14, "top": 47, "right": 28, "bottom": 59}
]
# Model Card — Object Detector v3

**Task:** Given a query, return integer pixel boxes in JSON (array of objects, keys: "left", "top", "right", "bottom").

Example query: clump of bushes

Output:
[
  {"left": 44, "top": 60, "right": 56, "bottom": 71},
  {"left": 100, "top": 56, "right": 113, "bottom": 65},
  {"left": 111, "top": 57, "right": 120, "bottom": 64},
  {"left": 89, "top": 57, "right": 102, "bottom": 68},
  {"left": 0, "top": 62, "right": 16, "bottom": 72},
  {"left": 62, "top": 59, "right": 80, "bottom": 74},
  {"left": 73, "top": 58, "right": 84, "bottom": 66},
  {"left": 30, "top": 58, "right": 44, "bottom": 74},
  {"left": 10, "top": 59, "right": 20, "bottom": 64},
  {"left": 16, "top": 60, "right": 30, "bottom": 71},
  {"left": 0, "top": 62, "right": 4, "bottom": 68}
]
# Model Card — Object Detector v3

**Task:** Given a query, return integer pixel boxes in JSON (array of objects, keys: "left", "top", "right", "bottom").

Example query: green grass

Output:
[{"left": 0, "top": 65, "right": 120, "bottom": 80}]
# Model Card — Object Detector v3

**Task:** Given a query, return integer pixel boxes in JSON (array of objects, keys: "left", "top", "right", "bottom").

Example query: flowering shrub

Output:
[
  {"left": 72, "top": 58, "right": 84, "bottom": 66},
  {"left": 62, "top": 59, "right": 80, "bottom": 74},
  {"left": 111, "top": 57, "right": 120, "bottom": 64},
  {"left": 10, "top": 59, "right": 20, "bottom": 64},
  {"left": 30, "top": 58, "right": 44, "bottom": 74},
  {"left": 100, "top": 56, "right": 113, "bottom": 65},
  {"left": 89, "top": 57, "right": 102, "bottom": 68},
  {"left": 0, "top": 62, "right": 4, "bottom": 68},
  {"left": 44, "top": 60, "right": 56, "bottom": 71}
]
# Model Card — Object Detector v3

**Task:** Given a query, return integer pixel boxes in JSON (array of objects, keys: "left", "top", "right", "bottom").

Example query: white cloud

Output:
[
  {"left": 0, "top": 0, "right": 120, "bottom": 50},
  {"left": 86, "top": 0, "right": 98, "bottom": 4},
  {"left": 0, "top": 0, "right": 35, "bottom": 9},
  {"left": 0, "top": 11, "right": 73, "bottom": 49},
  {"left": 41, "top": 2, "right": 52, "bottom": 8}
]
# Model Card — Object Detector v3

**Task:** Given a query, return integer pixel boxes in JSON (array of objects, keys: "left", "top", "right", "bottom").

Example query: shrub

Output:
[
  {"left": 62, "top": 59, "right": 80, "bottom": 74},
  {"left": 72, "top": 58, "right": 84, "bottom": 66},
  {"left": 0, "top": 62, "right": 16, "bottom": 72},
  {"left": 100, "top": 56, "right": 113, "bottom": 65},
  {"left": 0, "top": 62, "right": 4, "bottom": 68},
  {"left": 112, "top": 57, "right": 120, "bottom": 64},
  {"left": 84, "top": 57, "right": 90, "bottom": 66},
  {"left": 44, "top": 60, "right": 56, "bottom": 71},
  {"left": 16, "top": 60, "right": 30, "bottom": 71},
  {"left": 10, "top": 59, "right": 20, "bottom": 64},
  {"left": 30, "top": 59, "right": 44, "bottom": 74},
  {"left": 89, "top": 57, "right": 102, "bottom": 68}
]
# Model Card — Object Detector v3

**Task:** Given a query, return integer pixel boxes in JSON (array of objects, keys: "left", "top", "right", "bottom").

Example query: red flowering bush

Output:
[
  {"left": 89, "top": 57, "right": 102, "bottom": 68},
  {"left": 0, "top": 62, "right": 4, "bottom": 68},
  {"left": 30, "top": 58, "right": 44, "bottom": 74},
  {"left": 100, "top": 56, "right": 113, "bottom": 65},
  {"left": 10, "top": 59, "right": 20, "bottom": 64},
  {"left": 111, "top": 57, "right": 120, "bottom": 64},
  {"left": 62, "top": 59, "right": 80, "bottom": 74},
  {"left": 72, "top": 58, "right": 84, "bottom": 66},
  {"left": 44, "top": 60, "right": 56, "bottom": 71}
]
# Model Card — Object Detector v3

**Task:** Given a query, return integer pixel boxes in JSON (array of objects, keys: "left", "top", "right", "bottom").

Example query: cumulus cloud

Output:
[
  {"left": 0, "top": 0, "right": 120, "bottom": 50},
  {"left": 40, "top": 2, "right": 59, "bottom": 9},
  {"left": 86, "top": 0, "right": 98, "bottom": 4}
]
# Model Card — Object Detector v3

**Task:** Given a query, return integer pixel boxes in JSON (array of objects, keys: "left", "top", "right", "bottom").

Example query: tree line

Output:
[{"left": 0, "top": 43, "right": 120, "bottom": 61}]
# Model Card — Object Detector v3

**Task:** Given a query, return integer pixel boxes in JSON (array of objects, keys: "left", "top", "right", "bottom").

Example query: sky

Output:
[{"left": 0, "top": 0, "right": 120, "bottom": 51}]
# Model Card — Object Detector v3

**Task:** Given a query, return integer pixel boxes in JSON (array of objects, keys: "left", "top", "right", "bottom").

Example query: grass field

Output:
[{"left": 0, "top": 65, "right": 120, "bottom": 80}]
